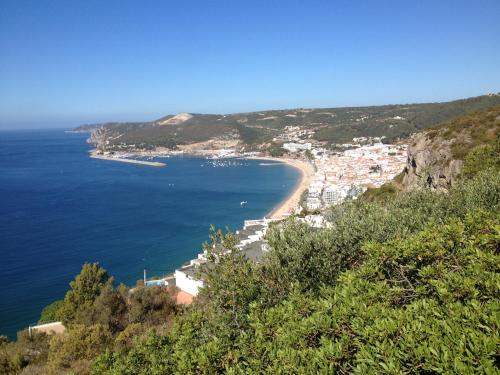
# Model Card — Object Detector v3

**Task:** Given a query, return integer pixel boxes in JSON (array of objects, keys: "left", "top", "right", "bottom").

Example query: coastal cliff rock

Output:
[
  {"left": 402, "top": 133, "right": 462, "bottom": 190},
  {"left": 401, "top": 106, "right": 499, "bottom": 191},
  {"left": 88, "top": 127, "right": 107, "bottom": 149}
]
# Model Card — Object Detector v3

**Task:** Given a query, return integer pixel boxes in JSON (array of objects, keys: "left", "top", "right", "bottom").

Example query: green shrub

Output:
[
  {"left": 128, "top": 286, "right": 177, "bottom": 326},
  {"left": 461, "top": 139, "right": 499, "bottom": 179},
  {"left": 47, "top": 324, "right": 112, "bottom": 374},
  {"left": 261, "top": 169, "right": 498, "bottom": 302},
  {"left": 93, "top": 210, "right": 499, "bottom": 374},
  {"left": 360, "top": 183, "right": 398, "bottom": 202},
  {"left": 39, "top": 300, "right": 64, "bottom": 324},
  {"left": 58, "top": 263, "right": 112, "bottom": 324},
  {"left": 74, "top": 284, "right": 128, "bottom": 334}
]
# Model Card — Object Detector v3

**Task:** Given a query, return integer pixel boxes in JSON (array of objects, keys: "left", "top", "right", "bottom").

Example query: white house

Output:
[
  {"left": 283, "top": 142, "right": 312, "bottom": 153},
  {"left": 175, "top": 267, "right": 204, "bottom": 296},
  {"left": 306, "top": 196, "right": 322, "bottom": 210}
]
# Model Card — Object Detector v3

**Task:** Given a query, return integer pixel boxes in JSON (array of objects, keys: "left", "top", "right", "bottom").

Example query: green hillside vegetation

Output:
[
  {"left": 0, "top": 277, "right": 179, "bottom": 374},
  {"left": 359, "top": 182, "right": 399, "bottom": 203},
  {"left": 2, "top": 106, "right": 499, "bottom": 374},
  {"left": 93, "top": 167, "right": 498, "bottom": 374},
  {"left": 360, "top": 106, "right": 500, "bottom": 203},
  {"left": 81, "top": 94, "right": 500, "bottom": 151},
  {"left": 425, "top": 105, "right": 500, "bottom": 159}
]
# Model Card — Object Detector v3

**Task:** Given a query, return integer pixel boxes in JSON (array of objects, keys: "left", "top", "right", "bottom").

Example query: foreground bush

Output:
[
  {"left": 260, "top": 168, "right": 499, "bottom": 302},
  {"left": 93, "top": 210, "right": 499, "bottom": 374},
  {"left": 48, "top": 324, "right": 112, "bottom": 374}
]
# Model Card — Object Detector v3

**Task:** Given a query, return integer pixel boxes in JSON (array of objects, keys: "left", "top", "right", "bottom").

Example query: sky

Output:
[{"left": 0, "top": 0, "right": 499, "bottom": 129}]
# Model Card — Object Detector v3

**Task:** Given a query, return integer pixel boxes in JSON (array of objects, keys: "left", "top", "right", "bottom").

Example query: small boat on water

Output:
[{"left": 240, "top": 201, "right": 247, "bottom": 206}]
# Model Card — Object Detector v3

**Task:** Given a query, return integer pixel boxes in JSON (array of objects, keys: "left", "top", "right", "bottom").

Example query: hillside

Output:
[
  {"left": 2, "top": 106, "right": 499, "bottom": 374},
  {"left": 402, "top": 106, "right": 500, "bottom": 190},
  {"left": 361, "top": 106, "right": 500, "bottom": 202},
  {"left": 75, "top": 94, "right": 500, "bottom": 153}
]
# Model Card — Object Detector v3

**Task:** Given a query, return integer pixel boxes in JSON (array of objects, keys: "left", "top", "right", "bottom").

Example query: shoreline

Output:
[{"left": 245, "top": 156, "right": 315, "bottom": 219}]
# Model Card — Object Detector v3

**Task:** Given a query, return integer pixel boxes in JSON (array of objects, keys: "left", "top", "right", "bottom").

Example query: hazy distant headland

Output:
[{"left": 74, "top": 94, "right": 500, "bottom": 156}]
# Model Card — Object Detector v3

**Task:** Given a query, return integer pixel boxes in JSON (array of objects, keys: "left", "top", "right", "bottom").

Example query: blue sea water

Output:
[{"left": 0, "top": 129, "right": 299, "bottom": 338}]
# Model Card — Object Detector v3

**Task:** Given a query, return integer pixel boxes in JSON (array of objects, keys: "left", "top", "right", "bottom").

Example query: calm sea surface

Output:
[{"left": 0, "top": 129, "right": 299, "bottom": 338}]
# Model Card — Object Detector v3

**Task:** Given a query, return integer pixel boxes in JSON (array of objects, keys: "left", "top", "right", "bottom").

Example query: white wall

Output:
[{"left": 175, "top": 269, "right": 204, "bottom": 296}]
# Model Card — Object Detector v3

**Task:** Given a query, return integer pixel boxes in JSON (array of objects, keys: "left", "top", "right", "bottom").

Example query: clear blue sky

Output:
[{"left": 1, "top": 0, "right": 499, "bottom": 129}]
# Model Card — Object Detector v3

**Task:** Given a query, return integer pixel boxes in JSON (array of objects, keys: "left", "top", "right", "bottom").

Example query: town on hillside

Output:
[{"left": 143, "top": 131, "right": 408, "bottom": 303}]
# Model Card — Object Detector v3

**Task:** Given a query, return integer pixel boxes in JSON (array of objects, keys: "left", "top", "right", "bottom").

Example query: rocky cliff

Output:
[
  {"left": 402, "top": 133, "right": 463, "bottom": 190},
  {"left": 87, "top": 127, "right": 109, "bottom": 149},
  {"left": 401, "top": 106, "right": 499, "bottom": 191}
]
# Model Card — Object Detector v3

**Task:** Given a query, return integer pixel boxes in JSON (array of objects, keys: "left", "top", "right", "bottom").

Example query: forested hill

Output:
[
  {"left": 2, "top": 106, "right": 499, "bottom": 374},
  {"left": 75, "top": 94, "right": 500, "bottom": 151}
]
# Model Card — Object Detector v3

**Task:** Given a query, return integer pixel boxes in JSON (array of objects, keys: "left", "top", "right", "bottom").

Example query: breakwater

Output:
[{"left": 90, "top": 154, "right": 166, "bottom": 167}]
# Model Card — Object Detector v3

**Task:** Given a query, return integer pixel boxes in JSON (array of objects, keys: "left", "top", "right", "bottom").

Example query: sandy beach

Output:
[{"left": 247, "top": 156, "right": 315, "bottom": 219}]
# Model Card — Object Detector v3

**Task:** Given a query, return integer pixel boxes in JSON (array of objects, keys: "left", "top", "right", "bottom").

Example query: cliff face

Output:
[
  {"left": 402, "top": 133, "right": 463, "bottom": 190},
  {"left": 88, "top": 128, "right": 107, "bottom": 149},
  {"left": 401, "top": 106, "right": 499, "bottom": 191}
]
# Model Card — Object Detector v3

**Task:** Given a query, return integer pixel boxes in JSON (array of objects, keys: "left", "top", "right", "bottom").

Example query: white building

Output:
[
  {"left": 175, "top": 267, "right": 204, "bottom": 296},
  {"left": 298, "top": 214, "right": 331, "bottom": 228},
  {"left": 306, "top": 197, "right": 322, "bottom": 210},
  {"left": 283, "top": 142, "right": 312, "bottom": 153},
  {"left": 322, "top": 185, "right": 339, "bottom": 204},
  {"left": 173, "top": 219, "right": 272, "bottom": 298}
]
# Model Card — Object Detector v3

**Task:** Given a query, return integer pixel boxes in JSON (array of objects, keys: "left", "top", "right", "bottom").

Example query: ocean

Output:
[{"left": 0, "top": 129, "right": 299, "bottom": 338}]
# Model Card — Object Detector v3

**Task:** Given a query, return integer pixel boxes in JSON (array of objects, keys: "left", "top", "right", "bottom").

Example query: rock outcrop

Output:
[
  {"left": 87, "top": 127, "right": 107, "bottom": 149},
  {"left": 401, "top": 105, "right": 499, "bottom": 191},
  {"left": 402, "top": 132, "right": 463, "bottom": 191}
]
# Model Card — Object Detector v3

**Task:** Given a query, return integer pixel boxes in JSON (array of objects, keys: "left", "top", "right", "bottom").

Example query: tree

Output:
[
  {"left": 198, "top": 227, "right": 262, "bottom": 333},
  {"left": 268, "top": 142, "right": 285, "bottom": 157},
  {"left": 128, "top": 286, "right": 177, "bottom": 326},
  {"left": 58, "top": 263, "right": 112, "bottom": 324},
  {"left": 0, "top": 331, "right": 50, "bottom": 374},
  {"left": 39, "top": 300, "right": 64, "bottom": 324},
  {"left": 113, "top": 323, "right": 146, "bottom": 353},
  {"left": 74, "top": 284, "right": 128, "bottom": 334}
]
